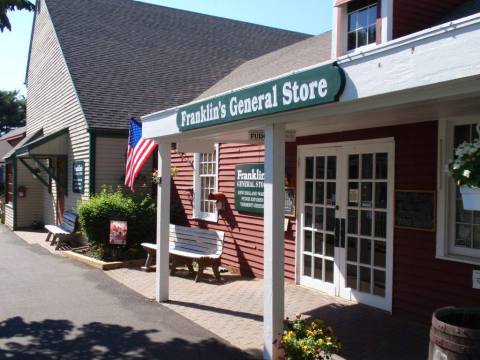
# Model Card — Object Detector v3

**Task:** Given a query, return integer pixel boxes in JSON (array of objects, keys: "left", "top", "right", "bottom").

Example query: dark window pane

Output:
[
  {"left": 325, "top": 234, "right": 335, "bottom": 257},
  {"left": 348, "top": 182, "right": 359, "bottom": 206},
  {"left": 368, "top": 5, "right": 377, "bottom": 26},
  {"left": 456, "top": 200, "right": 472, "bottom": 222},
  {"left": 375, "top": 182, "right": 387, "bottom": 209},
  {"left": 361, "top": 182, "right": 373, "bottom": 208},
  {"left": 316, "top": 182, "right": 324, "bottom": 205},
  {"left": 348, "top": 31, "right": 357, "bottom": 50},
  {"left": 348, "top": 210, "right": 358, "bottom": 235},
  {"left": 362, "top": 154, "right": 373, "bottom": 179},
  {"left": 474, "top": 226, "right": 480, "bottom": 249},
  {"left": 305, "top": 181, "right": 313, "bottom": 203},
  {"left": 374, "top": 270, "right": 385, "bottom": 297},
  {"left": 316, "top": 157, "right": 325, "bottom": 179},
  {"left": 360, "top": 211, "right": 372, "bottom": 236},
  {"left": 314, "top": 232, "right": 324, "bottom": 255},
  {"left": 304, "top": 231, "right": 312, "bottom": 252},
  {"left": 306, "top": 157, "right": 314, "bottom": 179},
  {"left": 374, "top": 240, "right": 386, "bottom": 268},
  {"left": 360, "top": 266, "right": 371, "bottom": 293},
  {"left": 357, "top": 28, "right": 367, "bottom": 47},
  {"left": 326, "top": 208, "right": 335, "bottom": 232},
  {"left": 304, "top": 255, "right": 312, "bottom": 277},
  {"left": 360, "top": 238, "right": 371, "bottom": 265},
  {"left": 315, "top": 207, "right": 324, "bottom": 230},
  {"left": 349, "top": 155, "right": 359, "bottom": 179},
  {"left": 314, "top": 258, "right": 323, "bottom": 280},
  {"left": 327, "top": 182, "right": 336, "bottom": 205},
  {"left": 347, "top": 264, "right": 357, "bottom": 289},
  {"left": 376, "top": 153, "right": 388, "bottom": 179},
  {"left": 347, "top": 237, "right": 358, "bottom": 262},
  {"left": 305, "top": 206, "right": 313, "bottom": 228},
  {"left": 325, "top": 260, "right": 334, "bottom": 283},
  {"left": 456, "top": 224, "right": 471, "bottom": 248},
  {"left": 375, "top": 211, "right": 387, "bottom": 238},
  {"left": 454, "top": 125, "right": 470, "bottom": 148},
  {"left": 358, "top": 8, "right": 368, "bottom": 28},
  {"left": 348, "top": 12, "right": 357, "bottom": 31},
  {"left": 327, "top": 156, "right": 337, "bottom": 179}
]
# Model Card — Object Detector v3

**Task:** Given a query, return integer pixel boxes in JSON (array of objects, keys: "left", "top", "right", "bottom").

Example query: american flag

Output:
[{"left": 125, "top": 118, "right": 157, "bottom": 190}]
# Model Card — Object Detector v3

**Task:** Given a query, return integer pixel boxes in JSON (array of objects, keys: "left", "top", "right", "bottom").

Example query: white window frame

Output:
[
  {"left": 437, "top": 117, "right": 480, "bottom": 265},
  {"left": 193, "top": 144, "right": 219, "bottom": 223},
  {"left": 346, "top": 2, "right": 378, "bottom": 52}
]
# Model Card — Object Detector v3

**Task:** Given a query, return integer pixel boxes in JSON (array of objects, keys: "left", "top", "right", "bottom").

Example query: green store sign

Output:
[
  {"left": 177, "top": 62, "right": 345, "bottom": 131},
  {"left": 235, "top": 163, "right": 264, "bottom": 214}
]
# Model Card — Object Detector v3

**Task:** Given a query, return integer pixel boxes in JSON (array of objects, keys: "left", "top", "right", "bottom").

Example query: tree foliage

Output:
[
  {"left": 0, "top": 89, "right": 26, "bottom": 135},
  {"left": 0, "top": 0, "right": 35, "bottom": 32}
]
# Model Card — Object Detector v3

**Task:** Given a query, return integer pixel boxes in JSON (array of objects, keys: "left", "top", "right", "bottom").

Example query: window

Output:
[
  {"left": 6, "top": 164, "right": 13, "bottom": 205},
  {"left": 347, "top": 2, "right": 377, "bottom": 51},
  {"left": 193, "top": 145, "right": 219, "bottom": 222},
  {"left": 438, "top": 119, "right": 480, "bottom": 264}
]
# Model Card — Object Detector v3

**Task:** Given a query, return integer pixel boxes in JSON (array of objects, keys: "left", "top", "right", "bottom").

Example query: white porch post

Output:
[
  {"left": 263, "top": 123, "right": 285, "bottom": 360},
  {"left": 156, "top": 142, "right": 171, "bottom": 302}
]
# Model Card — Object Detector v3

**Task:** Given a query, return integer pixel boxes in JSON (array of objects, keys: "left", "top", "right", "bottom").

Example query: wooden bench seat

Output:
[
  {"left": 141, "top": 224, "right": 225, "bottom": 282},
  {"left": 45, "top": 210, "right": 78, "bottom": 250}
]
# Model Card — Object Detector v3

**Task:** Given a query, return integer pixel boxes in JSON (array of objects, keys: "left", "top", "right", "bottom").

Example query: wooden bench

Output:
[
  {"left": 141, "top": 224, "right": 225, "bottom": 282},
  {"left": 45, "top": 210, "right": 78, "bottom": 250}
]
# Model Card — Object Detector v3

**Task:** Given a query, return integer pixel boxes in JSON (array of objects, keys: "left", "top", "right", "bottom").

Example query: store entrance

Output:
[{"left": 298, "top": 139, "right": 394, "bottom": 311}]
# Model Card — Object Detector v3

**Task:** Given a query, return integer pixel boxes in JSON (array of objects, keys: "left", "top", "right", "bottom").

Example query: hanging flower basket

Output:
[
  {"left": 449, "top": 134, "right": 480, "bottom": 211},
  {"left": 460, "top": 186, "right": 480, "bottom": 211}
]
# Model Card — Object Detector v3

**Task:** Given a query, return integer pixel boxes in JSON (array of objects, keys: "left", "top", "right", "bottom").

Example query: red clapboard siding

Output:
[
  {"left": 393, "top": 0, "right": 470, "bottom": 39},
  {"left": 170, "top": 120, "right": 479, "bottom": 323},
  {"left": 298, "top": 121, "right": 480, "bottom": 323}
]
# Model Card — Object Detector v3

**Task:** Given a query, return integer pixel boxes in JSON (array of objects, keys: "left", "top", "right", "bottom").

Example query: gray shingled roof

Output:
[
  {"left": 43, "top": 0, "right": 311, "bottom": 131},
  {"left": 197, "top": 32, "right": 332, "bottom": 100}
]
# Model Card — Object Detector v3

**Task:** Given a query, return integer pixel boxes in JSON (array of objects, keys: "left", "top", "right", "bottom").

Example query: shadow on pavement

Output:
[{"left": 0, "top": 316, "right": 258, "bottom": 360}]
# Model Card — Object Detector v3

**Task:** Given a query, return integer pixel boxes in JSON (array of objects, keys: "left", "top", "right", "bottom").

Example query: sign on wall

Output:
[
  {"left": 395, "top": 190, "right": 435, "bottom": 231},
  {"left": 72, "top": 160, "right": 84, "bottom": 193},
  {"left": 235, "top": 163, "right": 265, "bottom": 214},
  {"left": 177, "top": 63, "right": 345, "bottom": 131}
]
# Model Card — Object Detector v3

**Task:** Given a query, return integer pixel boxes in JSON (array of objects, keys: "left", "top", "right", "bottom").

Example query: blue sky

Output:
[{"left": 0, "top": 0, "right": 333, "bottom": 96}]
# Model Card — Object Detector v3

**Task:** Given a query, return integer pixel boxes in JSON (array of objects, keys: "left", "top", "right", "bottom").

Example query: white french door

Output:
[{"left": 298, "top": 139, "right": 394, "bottom": 312}]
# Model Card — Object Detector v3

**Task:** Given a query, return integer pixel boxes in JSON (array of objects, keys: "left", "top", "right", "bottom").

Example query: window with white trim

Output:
[
  {"left": 193, "top": 145, "right": 219, "bottom": 222},
  {"left": 347, "top": 1, "right": 377, "bottom": 51},
  {"left": 438, "top": 119, "right": 480, "bottom": 264}
]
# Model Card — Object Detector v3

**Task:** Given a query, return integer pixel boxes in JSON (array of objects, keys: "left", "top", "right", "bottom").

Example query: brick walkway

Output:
[{"left": 14, "top": 229, "right": 429, "bottom": 359}]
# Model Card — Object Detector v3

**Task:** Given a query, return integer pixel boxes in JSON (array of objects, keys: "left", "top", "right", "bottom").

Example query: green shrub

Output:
[{"left": 77, "top": 187, "right": 155, "bottom": 261}]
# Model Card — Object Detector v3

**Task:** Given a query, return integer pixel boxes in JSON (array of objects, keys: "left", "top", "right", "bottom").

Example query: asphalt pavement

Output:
[{"left": 0, "top": 224, "right": 255, "bottom": 359}]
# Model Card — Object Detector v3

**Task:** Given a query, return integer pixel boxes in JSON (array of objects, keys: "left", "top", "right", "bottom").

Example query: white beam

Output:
[
  {"left": 156, "top": 142, "right": 171, "bottom": 302},
  {"left": 263, "top": 123, "right": 285, "bottom": 360}
]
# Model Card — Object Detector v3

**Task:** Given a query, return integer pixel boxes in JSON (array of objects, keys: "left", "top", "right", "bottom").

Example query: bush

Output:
[
  {"left": 77, "top": 187, "right": 155, "bottom": 261},
  {"left": 281, "top": 315, "right": 341, "bottom": 360}
]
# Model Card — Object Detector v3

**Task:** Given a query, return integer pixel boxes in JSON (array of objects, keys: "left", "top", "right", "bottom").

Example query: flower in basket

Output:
[
  {"left": 281, "top": 315, "right": 341, "bottom": 360},
  {"left": 449, "top": 139, "right": 480, "bottom": 188},
  {"left": 449, "top": 139, "right": 480, "bottom": 211}
]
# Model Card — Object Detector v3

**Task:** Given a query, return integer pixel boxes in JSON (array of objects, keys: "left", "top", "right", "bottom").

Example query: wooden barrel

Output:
[{"left": 428, "top": 306, "right": 480, "bottom": 360}]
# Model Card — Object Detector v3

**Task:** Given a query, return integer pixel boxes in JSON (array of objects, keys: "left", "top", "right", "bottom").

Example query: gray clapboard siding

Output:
[
  {"left": 95, "top": 137, "right": 153, "bottom": 193},
  {"left": 25, "top": 1, "right": 90, "bottom": 225}
]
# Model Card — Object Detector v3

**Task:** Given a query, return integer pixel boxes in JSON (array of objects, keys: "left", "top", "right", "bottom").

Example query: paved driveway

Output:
[{"left": 0, "top": 225, "right": 253, "bottom": 359}]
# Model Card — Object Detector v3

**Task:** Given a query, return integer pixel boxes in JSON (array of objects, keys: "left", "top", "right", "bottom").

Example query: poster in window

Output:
[
  {"left": 72, "top": 160, "right": 84, "bottom": 193},
  {"left": 109, "top": 220, "right": 127, "bottom": 245}
]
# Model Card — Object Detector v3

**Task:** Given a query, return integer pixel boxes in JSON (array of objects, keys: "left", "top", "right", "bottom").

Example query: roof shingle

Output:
[{"left": 44, "top": 0, "right": 311, "bottom": 130}]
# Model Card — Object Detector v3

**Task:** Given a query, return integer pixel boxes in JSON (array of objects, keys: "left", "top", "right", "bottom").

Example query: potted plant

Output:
[
  {"left": 449, "top": 139, "right": 480, "bottom": 210},
  {"left": 280, "top": 315, "right": 340, "bottom": 360}
]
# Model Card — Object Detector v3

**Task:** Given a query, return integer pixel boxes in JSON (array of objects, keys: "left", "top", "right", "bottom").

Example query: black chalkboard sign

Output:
[
  {"left": 73, "top": 160, "right": 84, "bottom": 194},
  {"left": 395, "top": 190, "right": 435, "bottom": 231}
]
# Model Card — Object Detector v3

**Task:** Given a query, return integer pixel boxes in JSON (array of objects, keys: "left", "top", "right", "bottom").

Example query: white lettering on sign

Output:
[{"left": 282, "top": 79, "right": 328, "bottom": 106}]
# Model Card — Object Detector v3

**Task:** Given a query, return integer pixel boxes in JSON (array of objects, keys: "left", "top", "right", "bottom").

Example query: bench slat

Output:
[{"left": 170, "top": 224, "right": 224, "bottom": 240}]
